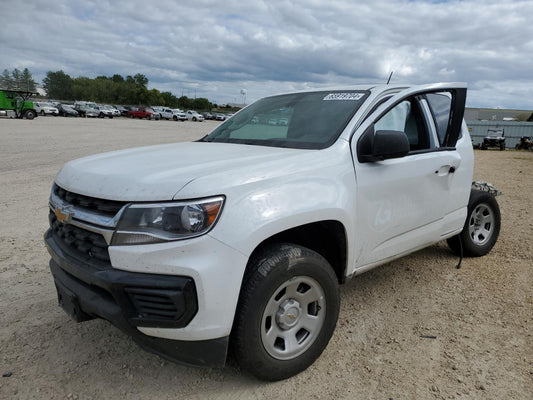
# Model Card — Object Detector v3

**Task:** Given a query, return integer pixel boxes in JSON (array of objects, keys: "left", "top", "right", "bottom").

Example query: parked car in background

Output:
[
  {"left": 171, "top": 109, "right": 187, "bottom": 121},
  {"left": 74, "top": 104, "right": 99, "bottom": 118},
  {"left": 34, "top": 102, "right": 59, "bottom": 116},
  {"left": 214, "top": 113, "right": 226, "bottom": 121},
  {"left": 57, "top": 104, "right": 79, "bottom": 117},
  {"left": 104, "top": 105, "right": 121, "bottom": 117},
  {"left": 94, "top": 105, "right": 115, "bottom": 118},
  {"left": 74, "top": 101, "right": 97, "bottom": 109},
  {"left": 202, "top": 112, "right": 214, "bottom": 120},
  {"left": 186, "top": 110, "right": 204, "bottom": 121},
  {"left": 481, "top": 129, "right": 505, "bottom": 150},
  {"left": 114, "top": 105, "right": 128, "bottom": 116},
  {"left": 153, "top": 107, "right": 174, "bottom": 120},
  {"left": 127, "top": 107, "right": 159, "bottom": 120}
]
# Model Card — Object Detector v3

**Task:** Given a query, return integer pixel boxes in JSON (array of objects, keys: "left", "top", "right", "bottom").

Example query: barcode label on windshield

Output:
[{"left": 323, "top": 93, "right": 364, "bottom": 101}]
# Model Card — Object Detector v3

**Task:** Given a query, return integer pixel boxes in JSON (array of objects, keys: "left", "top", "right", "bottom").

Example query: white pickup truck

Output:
[{"left": 45, "top": 83, "right": 501, "bottom": 381}]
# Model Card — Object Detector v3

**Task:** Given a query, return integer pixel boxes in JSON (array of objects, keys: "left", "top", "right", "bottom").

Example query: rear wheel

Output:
[
  {"left": 40, "top": 110, "right": 45, "bottom": 116},
  {"left": 231, "top": 244, "right": 340, "bottom": 381},
  {"left": 447, "top": 189, "right": 501, "bottom": 257}
]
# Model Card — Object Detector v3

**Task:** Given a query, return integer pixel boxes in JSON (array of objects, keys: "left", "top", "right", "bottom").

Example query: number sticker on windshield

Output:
[{"left": 323, "top": 93, "right": 364, "bottom": 101}]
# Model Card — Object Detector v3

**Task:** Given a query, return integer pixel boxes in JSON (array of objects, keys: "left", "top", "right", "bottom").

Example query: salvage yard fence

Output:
[{"left": 467, "top": 121, "right": 533, "bottom": 149}]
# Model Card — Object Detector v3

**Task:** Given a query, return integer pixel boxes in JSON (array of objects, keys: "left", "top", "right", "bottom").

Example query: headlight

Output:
[{"left": 111, "top": 196, "right": 224, "bottom": 245}]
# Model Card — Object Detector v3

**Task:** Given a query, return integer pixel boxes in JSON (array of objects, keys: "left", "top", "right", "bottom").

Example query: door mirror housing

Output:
[{"left": 357, "top": 124, "right": 410, "bottom": 163}]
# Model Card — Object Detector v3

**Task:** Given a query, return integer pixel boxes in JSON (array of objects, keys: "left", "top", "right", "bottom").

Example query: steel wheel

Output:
[
  {"left": 232, "top": 243, "right": 339, "bottom": 381},
  {"left": 261, "top": 276, "right": 326, "bottom": 361},
  {"left": 447, "top": 189, "right": 500, "bottom": 257},
  {"left": 468, "top": 203, "right": 495, "bottom": 246}
]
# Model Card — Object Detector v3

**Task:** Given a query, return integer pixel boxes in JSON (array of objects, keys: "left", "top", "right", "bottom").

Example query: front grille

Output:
[
  {"left": 53, "top": 184, "right": 126, "bottom": 217},
  {"left": 125, "top": 287, "right": 186, "bottom": 324},
  {"left": 49, "top": 211, "right": 110, "bottom": 264}
]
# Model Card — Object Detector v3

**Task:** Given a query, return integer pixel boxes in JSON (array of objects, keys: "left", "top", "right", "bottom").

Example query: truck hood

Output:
[{"left": 55, "top": 142, "right": 304, "bottom": 201}]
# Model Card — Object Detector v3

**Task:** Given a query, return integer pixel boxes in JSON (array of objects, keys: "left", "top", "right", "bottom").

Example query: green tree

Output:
[
  {"left": 1, "top": 68, "right": 36, "bottom": 91},
  {"left": 111, "top": 74, "right": 124, "bottom": 83},
  {"left": 161, "top": 91, "right": 179, "bottom": 108},
  {"left": 20, "top": 68, "right": 36, "bottom": 92},
  {"left": 11, "top": 68, "right": 22, "bottom": 88},
  {"left": 43, "top": 70, "right": 73, "bottom": 99},
  {"left": 192, "top": 97, "right": 212, "bottom": 111},
  {"left": 177, "top": 96, "right": 192, "bottom": 109},
  {"left": 133, "top": 73, "right": 148, "bottom": 89},
  {"left": 1, "top": 69, "right": 13, "bottom": 89}
]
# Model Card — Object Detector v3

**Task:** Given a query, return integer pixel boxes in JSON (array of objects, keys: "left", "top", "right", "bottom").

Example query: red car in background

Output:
[{"left": 126, "top": 107, "right": 159, "bottom": 120}]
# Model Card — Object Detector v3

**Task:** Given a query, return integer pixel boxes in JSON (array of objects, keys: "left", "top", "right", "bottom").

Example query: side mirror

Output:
[{"left": 357, "top": 124, "right": 410, "bottom": 163}]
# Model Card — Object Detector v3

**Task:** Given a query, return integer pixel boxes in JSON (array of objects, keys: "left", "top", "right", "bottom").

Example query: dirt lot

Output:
[{"left": 0, "top": 117, "right": 531, "bottom": 399}]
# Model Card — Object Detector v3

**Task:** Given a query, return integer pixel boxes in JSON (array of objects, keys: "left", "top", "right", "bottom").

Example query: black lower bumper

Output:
[{"left": 44, "top": 228, "right": 228, "bottom": 367}]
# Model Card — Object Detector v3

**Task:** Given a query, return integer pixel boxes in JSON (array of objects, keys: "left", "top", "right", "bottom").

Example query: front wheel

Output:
[
  {"left": 447, "top": 189, "right": 501, "bottom": 257},
  {"left": 231, "top": 244, "right": 339, "bottom": 381},
  {"left": 40, "top": 110, "right": 45, "bottom": 116},
  {"left": 24, "top": 109, "right": 36, "bottom": 120}
]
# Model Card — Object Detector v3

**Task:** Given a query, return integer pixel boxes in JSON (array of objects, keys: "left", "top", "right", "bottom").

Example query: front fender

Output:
[{"left": 177, "top": 141, "right": 358, "bottom": 271}]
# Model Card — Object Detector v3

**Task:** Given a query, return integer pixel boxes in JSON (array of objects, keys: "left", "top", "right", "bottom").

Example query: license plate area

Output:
[{"left": 54, "top": 280, "right": 93, "bottom": 323}]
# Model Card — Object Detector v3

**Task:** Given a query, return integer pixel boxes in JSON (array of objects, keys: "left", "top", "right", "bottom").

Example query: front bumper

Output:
[{"left": 45, "top": 229, "right": 229, "bottom": 367}]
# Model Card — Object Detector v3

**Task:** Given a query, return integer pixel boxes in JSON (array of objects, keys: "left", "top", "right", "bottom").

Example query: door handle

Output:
[{"left": 435, "top": 165, "right": 457, "bottom": 176}]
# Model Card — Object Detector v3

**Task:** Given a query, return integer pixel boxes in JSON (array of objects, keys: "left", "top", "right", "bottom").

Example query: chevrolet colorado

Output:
[{"left": 45, "top": 83, "right": 501, "bottom": 381}]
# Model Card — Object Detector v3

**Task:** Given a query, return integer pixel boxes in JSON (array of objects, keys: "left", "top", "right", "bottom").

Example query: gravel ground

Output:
[{"left": 0, "top": 117, "right": 531, "bottom": 399}]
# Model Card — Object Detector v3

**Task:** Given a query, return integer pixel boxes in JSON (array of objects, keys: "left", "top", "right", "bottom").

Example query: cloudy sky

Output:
[{"left": 2, "top": 0, "right": 533, "bottom": 109}]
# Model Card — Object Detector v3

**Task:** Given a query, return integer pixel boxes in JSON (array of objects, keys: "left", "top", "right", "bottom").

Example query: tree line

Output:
[
  {"left": 42, "top": 70, "right": 213, "bottom": 110},
  {"left": 1, "top": 68, "right": 37, "bottom": 92},
  {"left": 1, "top": 67, "right": 214, "bottom": 110}
]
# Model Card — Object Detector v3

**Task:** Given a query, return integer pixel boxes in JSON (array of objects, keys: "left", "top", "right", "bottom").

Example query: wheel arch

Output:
[{"left": 244, "top": 220, "right": 348, "bottom": 285}]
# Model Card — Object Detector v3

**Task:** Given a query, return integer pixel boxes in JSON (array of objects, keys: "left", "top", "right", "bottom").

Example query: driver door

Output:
[{"left": 351, "top": 84, "right": 470, "bottom": 268}]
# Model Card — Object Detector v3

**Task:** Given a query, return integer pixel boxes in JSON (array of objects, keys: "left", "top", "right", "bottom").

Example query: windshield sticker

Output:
[{"left": 323, "top": 93, "right": 364, "bottom": 101}]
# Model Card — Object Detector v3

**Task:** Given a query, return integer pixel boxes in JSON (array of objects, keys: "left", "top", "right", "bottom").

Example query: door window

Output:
[
  {"left": 374, "top": 97, "right": 433, "bottom": 152},
  {"left": 425, "top": 92, "right": 452, "bottom": 146}
]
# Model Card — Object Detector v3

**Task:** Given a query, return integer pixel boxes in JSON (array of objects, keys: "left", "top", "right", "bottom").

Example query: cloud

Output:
[{"left": 1, "top": 0, "right": 532, "bottom": 108}]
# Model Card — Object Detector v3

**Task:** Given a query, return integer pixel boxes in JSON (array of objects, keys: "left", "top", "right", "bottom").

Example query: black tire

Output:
[
  {"left": 515, "top": 144, "right": 520, "bottom": 150},
  {"left": 129, "top": 114, "right": 134, "bottom": 119},
  {"left": 231, "top": 243, "right": 340, "bottom": 381},
  {"left": 40, "top": 110, "right": 45, "bottom": 116},
  {"left": 447, "top": 189, "right": 501, "bottom": 257},
  {"left": 173, "top": 115, "right": 177, "bottom": 121},
  {"left": 24, "top": 109, "right": 36, "bottom": 120}
]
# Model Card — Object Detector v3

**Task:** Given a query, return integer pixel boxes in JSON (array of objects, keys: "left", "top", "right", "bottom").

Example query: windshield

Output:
[
  {"left": 202, "top": 90, "right": 369, "bottom": 149},
  {"left": 487, "top": 130, "right": 503, "bottom": 138}
]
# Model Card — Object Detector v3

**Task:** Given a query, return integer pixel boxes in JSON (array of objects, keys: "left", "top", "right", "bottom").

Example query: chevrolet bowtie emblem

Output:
[{"left": 54, "top": 205, "right": 73, "bottom": 224}]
